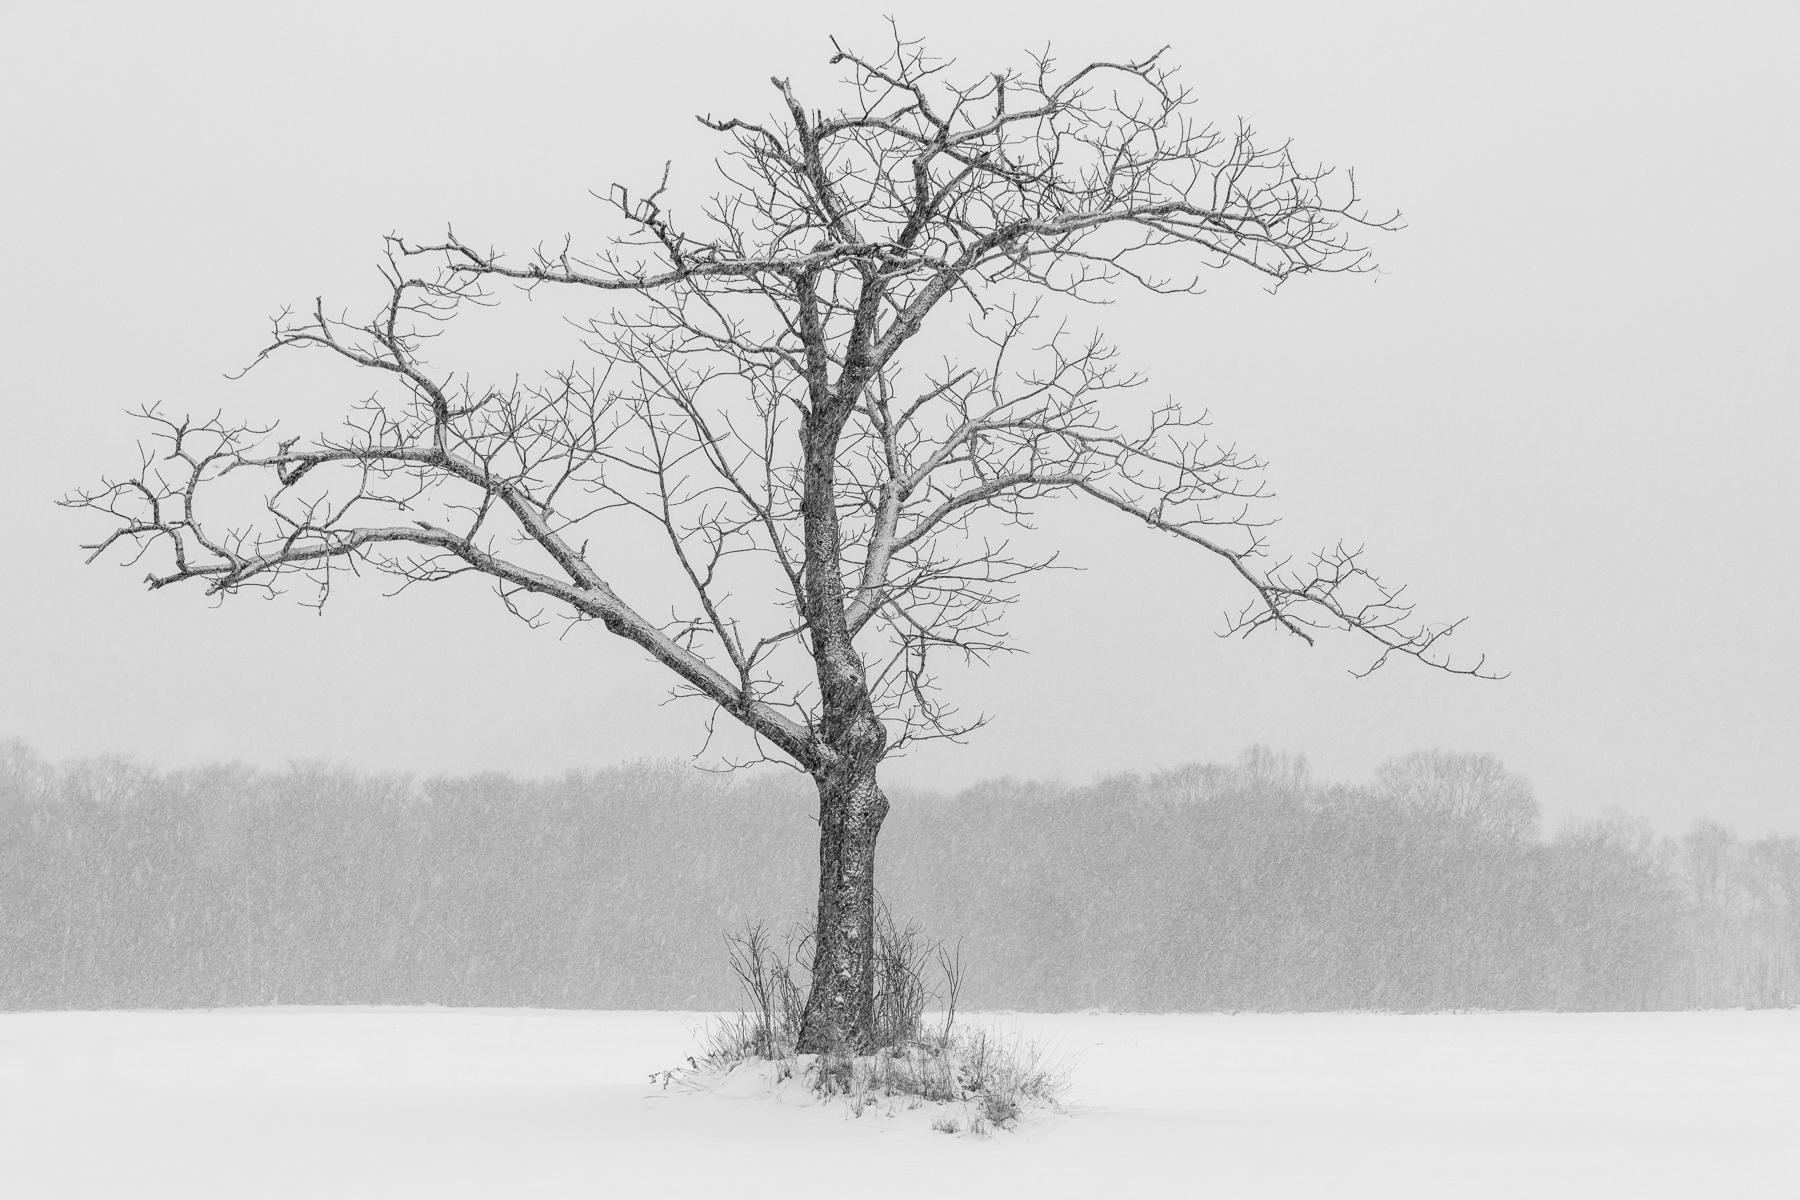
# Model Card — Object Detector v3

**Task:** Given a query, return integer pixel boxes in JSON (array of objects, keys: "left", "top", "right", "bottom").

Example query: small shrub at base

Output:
[{"left": 675, "top": 906, "right": 1069, "bottom": 1134}]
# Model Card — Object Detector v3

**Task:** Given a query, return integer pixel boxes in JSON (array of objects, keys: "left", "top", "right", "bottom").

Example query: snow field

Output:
[{"left": 2, "top": 1008, "right": 1796, "bottom": 1198}]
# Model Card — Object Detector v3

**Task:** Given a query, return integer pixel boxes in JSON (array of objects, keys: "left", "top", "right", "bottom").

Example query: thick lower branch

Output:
[{"left": 142, "top": 511, "right": 822, "bottom": 767}]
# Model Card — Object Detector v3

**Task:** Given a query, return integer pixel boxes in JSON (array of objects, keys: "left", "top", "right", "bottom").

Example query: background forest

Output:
[{"left": 3, "top": 741, "right": 1795, "bottom": 1014}]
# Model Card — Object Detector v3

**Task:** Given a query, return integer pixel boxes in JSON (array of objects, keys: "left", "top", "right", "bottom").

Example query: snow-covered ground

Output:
[{"left": 3, "top": 1007, "right": 1795, "bottom": 1198}]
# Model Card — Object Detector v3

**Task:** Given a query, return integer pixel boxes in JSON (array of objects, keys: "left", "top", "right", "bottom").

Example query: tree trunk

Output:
[
  {"left": 791, "top": 389, "right": 892, "bottom": 1055},
  {"left": 797, "top": 760, "right": 889, "bottom": 1055}
]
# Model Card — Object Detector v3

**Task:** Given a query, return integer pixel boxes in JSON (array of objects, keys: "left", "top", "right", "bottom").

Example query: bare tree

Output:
[{"left": 67, "top": 32, "right": 1493, "bottom": 1054}]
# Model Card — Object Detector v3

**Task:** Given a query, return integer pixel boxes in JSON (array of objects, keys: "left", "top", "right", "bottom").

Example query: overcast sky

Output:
[{"left": 3, "top": 1, "right": 1796, "bottom": 835}]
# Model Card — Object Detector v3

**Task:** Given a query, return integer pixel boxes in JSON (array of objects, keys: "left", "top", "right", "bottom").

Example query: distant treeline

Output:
[{"left": 2, "top": 740, "right": 1796, "bottom": 1012}]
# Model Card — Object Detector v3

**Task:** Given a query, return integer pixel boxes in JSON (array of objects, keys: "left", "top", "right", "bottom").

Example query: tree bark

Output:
[
  {"left": 789, "top": 373, "right": 895, "bottom": 1055},
  {"left": 797, "top": 760, "right": 889, "bottom": 1054}
]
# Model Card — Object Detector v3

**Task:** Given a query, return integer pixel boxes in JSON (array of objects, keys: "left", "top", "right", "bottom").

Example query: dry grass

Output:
[{"left": 684, "top": 905, "right": 1067, "bottom": 1132}]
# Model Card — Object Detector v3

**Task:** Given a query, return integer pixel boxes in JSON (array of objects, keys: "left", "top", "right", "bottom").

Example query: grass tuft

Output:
[{"left": 675, "top": 904, "right": 1067, "bottom": 1133}]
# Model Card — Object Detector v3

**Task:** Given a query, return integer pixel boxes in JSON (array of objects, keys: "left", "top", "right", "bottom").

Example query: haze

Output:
[{"left": 2, "top": 0, "right": 1795, "bottom": 835}]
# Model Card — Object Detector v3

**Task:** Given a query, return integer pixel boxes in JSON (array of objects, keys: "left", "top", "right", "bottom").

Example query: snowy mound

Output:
[{"left": 675, "top": 1040, "right": 1063, "bottom": 1136}]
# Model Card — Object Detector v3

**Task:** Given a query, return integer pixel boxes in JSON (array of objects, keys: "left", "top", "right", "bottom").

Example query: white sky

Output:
[{"left": 2, "top": 0, "right": 1796, "bottom": 835}]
